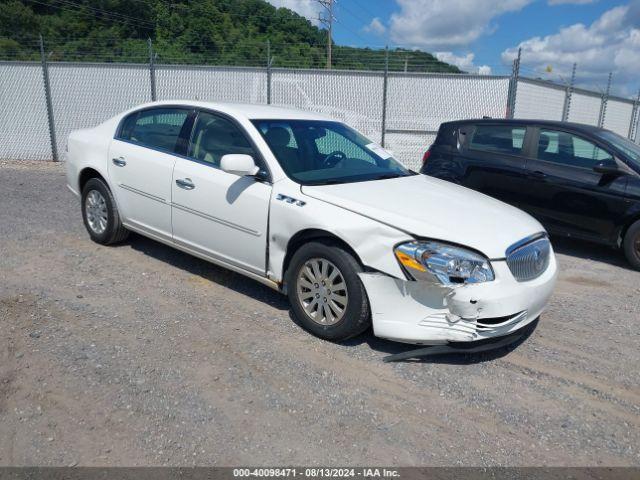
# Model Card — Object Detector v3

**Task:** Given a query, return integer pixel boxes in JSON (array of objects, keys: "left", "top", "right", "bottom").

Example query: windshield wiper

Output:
[
  {"left": 369, "top": 173, "right": 409, "bottom": 181},
  {"left": 306, "top": 179, "right": 348, "bottom": 186}
]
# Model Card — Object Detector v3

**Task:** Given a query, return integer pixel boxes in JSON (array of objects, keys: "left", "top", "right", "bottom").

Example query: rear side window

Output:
[
  {"left": 469, "top": 125, "right": 525, "bottom": 155},
  {"left": 118, "top": 108, "right": 190, "bottom": 152}
]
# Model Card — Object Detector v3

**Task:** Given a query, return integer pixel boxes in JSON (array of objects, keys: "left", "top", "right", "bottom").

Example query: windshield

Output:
[
  {"left": 252, "top": 119, "right": 412, "bottom": 185},
  {"left": 597, "top": 130, "right": 640, "bottom": 169}
]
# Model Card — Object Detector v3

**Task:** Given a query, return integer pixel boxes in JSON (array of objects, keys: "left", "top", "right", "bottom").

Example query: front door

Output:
[
  {"left": 171, "top": 110, "right": 271, "bottom": 275},
  {"left": 521, "top": 128, "right": 629, "bottom": 241},
  {"left": 108, "top": 107, "right": 192, "bottom": 240}
]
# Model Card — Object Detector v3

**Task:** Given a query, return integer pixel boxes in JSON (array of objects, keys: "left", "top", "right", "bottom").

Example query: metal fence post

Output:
[
  {"left": 266, "top": 40, "right": 272, "bottom": 105},
  {"left": 39, "top": 35, "right": 58, "bottom": 162},
  {"left": 506, "top": 48, "right": 521, "bottom": 119},
  {"left": 380, "top": 46, "right": 389, "bottom": 147},
  {"left": 598, "top": 72, "right": 612, "bottom": 128},
  {"left": 148, "top": 38, "right": 157, "bottom": 101},
  {"left": 628, "top": 89, "right": 640, "bottom": 140},
  {"left": 562, "top": 63, "right": 577, "bottom": 122}
]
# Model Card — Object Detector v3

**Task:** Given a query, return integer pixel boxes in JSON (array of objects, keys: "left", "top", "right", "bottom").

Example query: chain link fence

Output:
[
  {"left": 514, "top": 79, "right": 565, "bottom": 121},
  {"left": 2, "top": 56, "right": 639, "bottom": 169},
  {"left": 0, "top": 63, "right": 51, "bottom": 161}
]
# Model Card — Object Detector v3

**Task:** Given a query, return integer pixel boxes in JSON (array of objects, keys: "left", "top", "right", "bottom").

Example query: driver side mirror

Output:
[
  {"left": 220, "top": 154, "right": 260, "bottom": 177},
  {"left": 593, "top": 159, "right": 626, "bottom": 177}
]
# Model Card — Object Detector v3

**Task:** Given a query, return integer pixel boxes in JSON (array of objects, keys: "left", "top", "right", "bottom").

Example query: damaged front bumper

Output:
[{"left": 359, "top": 253, "right": 557, "bottom": 345}]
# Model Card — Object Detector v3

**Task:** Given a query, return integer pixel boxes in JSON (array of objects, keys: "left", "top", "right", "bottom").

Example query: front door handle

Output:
[
  {"left": 529, "top": 170, "right": 547, "bottom": 179},
  {"left": 175, "top": 178, "right": 195, "bottom": 190},
  {"left": 112, "top": 157, "right": 126, "bottom": 167}
]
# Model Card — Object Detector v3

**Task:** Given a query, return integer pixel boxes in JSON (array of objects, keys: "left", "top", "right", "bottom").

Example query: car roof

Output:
[
  {"left": 137, "top": 100, "right": 335, "bottom": 121},
  {"left": 442, "top": 118, "right": 605, "bottom": 133}
]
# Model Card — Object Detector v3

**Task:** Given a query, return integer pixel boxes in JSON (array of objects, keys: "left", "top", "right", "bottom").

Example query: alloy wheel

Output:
[
  {"left": 85, "top": 189, "right": 108, "bottom": 235},
  {"left": 296, "top": 258, "right": 349, "bottom": 325}
]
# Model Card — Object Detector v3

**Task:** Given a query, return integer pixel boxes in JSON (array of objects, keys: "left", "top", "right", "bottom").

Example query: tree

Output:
[{"left": 0, "top": 0, "right": 462, "bottom": 73}]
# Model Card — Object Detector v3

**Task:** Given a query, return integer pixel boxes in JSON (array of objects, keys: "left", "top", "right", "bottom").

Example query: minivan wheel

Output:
[
  {"left": 286, "top": 241, "right": 371, "bottom": 341},
  {"left": 623, "top": 220, "right": 640, "bottom": 271},
  {"left": 81, "top": 178, "right": 129, "bottom": 245}
]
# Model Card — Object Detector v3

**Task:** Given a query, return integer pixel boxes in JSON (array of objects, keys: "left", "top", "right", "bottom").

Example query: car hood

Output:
[{"left": 301, "top": 174, "right": 544, "bottom": 259}]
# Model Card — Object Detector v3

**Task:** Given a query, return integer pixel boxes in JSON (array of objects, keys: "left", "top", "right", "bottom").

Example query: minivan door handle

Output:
[
  {"left": 112, "top": 157, "right": 126, "bottom": 167},
  {"left": 175, "top": 178, "right": 195, "bottom": 190}
]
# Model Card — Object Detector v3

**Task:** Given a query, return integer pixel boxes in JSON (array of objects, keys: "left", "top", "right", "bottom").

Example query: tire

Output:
[
  {"left": 623, "top": 220, "right": 640, "bottom": 271},
  {"left": 286, "top": 241, "right": 371, "bottom": 341},
  {"left": 81, "top": 177, "right": 129, "bottom": 245}
]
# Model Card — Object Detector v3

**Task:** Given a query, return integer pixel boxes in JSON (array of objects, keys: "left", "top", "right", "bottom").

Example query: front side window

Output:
[
  {"left": 252, "top": 120, "right": 411, "bottom": 185},
  {"left": 188, "top": 111, "right": 256, "bottom": 168},
  {"left": 597, "top": 130, "right": 640, "bottom": 170},
  {"left": 469, "top": 125, "right": 525, "bottom": 155},
  {"left": 537, "top": 129, "right": 612, "bottom": 168},
  {"left": 118, "top": 108, "right": 190, "bottom": 152}
]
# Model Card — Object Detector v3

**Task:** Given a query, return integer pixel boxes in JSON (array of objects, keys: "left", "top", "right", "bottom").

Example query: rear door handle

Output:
[
  {"left": 175, "top": 178, "right": 195, "bottom": 190},
  {"left": 112, "top": 157, "right": 126, "bottom": 167}
]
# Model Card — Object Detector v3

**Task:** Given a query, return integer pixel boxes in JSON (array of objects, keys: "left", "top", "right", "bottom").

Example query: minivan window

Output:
[
  {"left": 537, "top": 129, "right": 612, "bottom": 168},
  {"left": 188, "top": 111, "right": 256, "bottom": 167},
  {"left": 118, "top": 108, "right": 190, "bottom": 152},
  {"left": 469, "top": 125, "right": 525, "bottom": 155}
]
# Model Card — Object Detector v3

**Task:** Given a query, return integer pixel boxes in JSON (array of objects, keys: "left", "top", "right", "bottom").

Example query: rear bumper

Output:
[{"left": 359, "top": 251, "right": 557, "bottom": 345}]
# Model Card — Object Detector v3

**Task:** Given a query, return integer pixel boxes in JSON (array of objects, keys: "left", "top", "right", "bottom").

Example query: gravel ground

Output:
[{"left": 1, "top": 160, "right": 639, "bottom": 467}]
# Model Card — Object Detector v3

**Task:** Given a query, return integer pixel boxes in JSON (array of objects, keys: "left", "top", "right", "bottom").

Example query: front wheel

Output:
[
  {"left": 81, "top": 177, "right": 129, "bottom": 245},
  {"left": 286, "top": 241, "right": 371, "bottom": 341},
  {"left": 623, "top": 220, "right": 640, "bottom": 270}
]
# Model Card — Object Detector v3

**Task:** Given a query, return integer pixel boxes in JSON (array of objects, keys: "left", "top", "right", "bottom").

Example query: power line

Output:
[
  {"left": 24, "top": 0, "right": 155, "bottom": 30},
  {"left": 52, "top": 0, "right": 156, "bottom": 26}
]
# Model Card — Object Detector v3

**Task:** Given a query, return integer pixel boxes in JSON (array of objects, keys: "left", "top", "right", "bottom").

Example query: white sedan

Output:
[{"left": 66, "top": 101, "right": 557, "bottom": 345}]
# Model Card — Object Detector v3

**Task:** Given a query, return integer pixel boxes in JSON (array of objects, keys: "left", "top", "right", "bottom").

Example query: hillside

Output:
[{"left": 0, "top": 0, "right": 461, "bottom": 73}]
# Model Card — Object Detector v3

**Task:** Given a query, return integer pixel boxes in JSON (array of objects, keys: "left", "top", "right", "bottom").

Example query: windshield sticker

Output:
[{"left": 365, "top": 143, "right": 392, "bottom": 159}]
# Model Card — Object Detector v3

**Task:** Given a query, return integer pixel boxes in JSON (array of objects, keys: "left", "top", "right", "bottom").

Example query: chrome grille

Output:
[{"left": 505, "top": 236, "right": 551, "bottom": 282}]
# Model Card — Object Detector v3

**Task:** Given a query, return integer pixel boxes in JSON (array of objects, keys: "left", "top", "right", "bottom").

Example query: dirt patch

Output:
[
  {"left": 561, "top": 275, "right": 612, "bottom": 288},
  {"left": 1, "top": 162, "right": 639, "bottom": 466}
]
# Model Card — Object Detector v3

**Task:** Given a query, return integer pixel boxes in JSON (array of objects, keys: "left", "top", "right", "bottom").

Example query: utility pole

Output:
[{"left": 318, "top": 0, "right": 334, "bottom": 69}]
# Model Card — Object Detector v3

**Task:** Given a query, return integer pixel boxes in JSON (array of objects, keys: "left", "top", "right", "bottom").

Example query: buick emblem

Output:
[{"left": 533, "top": 247, "right": 544, "bottom": 271}]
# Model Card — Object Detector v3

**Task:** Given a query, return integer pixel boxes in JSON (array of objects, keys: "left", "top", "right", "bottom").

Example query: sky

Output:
[{"left": 266, "top": 0, "right": 640, "bottom": 97}]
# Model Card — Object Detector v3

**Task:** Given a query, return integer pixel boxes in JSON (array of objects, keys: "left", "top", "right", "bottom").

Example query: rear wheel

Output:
[
  {"left": 623, "top": 220, "right": 640, "bottom": 270},
  {"left": 81, "top": 177, "right": 129, "bottom": 245},
  {"left": 286, "top": 241, "right": 371, "bottom": 341}
]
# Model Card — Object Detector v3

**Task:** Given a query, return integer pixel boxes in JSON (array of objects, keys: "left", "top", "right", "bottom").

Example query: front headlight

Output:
[{"left": 394, "top": 241, "right": 494, "bottom": 285}]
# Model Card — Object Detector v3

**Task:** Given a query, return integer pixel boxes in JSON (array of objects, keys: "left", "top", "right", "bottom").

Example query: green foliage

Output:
[{"left": 0, "top": 0, "right": 461, "bottom": 73}]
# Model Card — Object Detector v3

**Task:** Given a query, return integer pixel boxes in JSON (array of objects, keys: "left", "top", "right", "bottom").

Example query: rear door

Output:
[
  {"left": 108, "top": 106, "right": 193, "bottom": 241},
  {"left": 521, "top": 127, "right": 629, "bottom": 241},
  {"left": 456, "top": 123, "right": 531, "bottom": 207}
]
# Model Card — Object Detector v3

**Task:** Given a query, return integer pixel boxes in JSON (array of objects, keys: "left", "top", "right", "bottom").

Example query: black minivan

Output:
[{"left": 420, "top": 119, "right": 640, "bottom": 269}]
